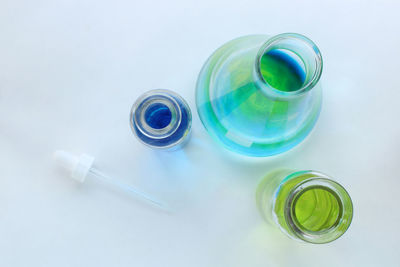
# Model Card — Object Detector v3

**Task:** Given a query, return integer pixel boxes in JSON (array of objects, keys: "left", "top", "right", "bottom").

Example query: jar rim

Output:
[
  {"left": 284, "top": 175, "right": 353, "bottom": 244},
  {"left": 130, "top": 89, "right": 192, "bottom": 149},
  {"left": 131, "top": 89, "right": 183, "bottom": 140}
]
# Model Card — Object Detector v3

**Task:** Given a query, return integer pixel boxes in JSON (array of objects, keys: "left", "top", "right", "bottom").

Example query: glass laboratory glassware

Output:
[
  {"left": 196, "top": 33, "right": 323, "bottom": 157},
  {"left": 256, "top": 170, "right": 353, "bottom": 244},
  {"left": 130, "top": 89, "right": 192, "bottom": 150}
]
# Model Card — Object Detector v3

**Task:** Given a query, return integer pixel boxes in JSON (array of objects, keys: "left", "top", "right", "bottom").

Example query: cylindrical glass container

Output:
[
  {"left": 256, "top": 170, "right": 353, "bottom": 244},
  {"left": 196, "top": 33, "right": 323, "bottom": 157},
  {"left": 130, "top": 89, "right": 192, "bottom": 150}
]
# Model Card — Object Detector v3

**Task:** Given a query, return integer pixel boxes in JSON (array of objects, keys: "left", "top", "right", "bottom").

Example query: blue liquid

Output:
[
  {"left": 135, "top": 101, "right": 190, "bottom": 147},
  {"left": 145, "top": 103, "right": 172, "bottom": 129},
  {"left": 131, "top": 90, "right": 192, "bottom": 149}
]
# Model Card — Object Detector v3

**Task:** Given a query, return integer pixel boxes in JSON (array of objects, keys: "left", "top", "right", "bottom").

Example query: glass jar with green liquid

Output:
[{"left": 256, "top": 170, "right": 353, "bottom": 244}]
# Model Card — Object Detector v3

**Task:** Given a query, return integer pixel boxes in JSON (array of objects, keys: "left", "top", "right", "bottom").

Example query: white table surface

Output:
[{"left": 1, "top": 0, "right": 399, "bottom": 266}]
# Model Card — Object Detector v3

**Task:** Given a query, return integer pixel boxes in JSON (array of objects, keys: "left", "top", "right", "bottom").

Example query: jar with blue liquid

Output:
[{"left": 130, "top": 89, "right": 192, "bottom": 150}]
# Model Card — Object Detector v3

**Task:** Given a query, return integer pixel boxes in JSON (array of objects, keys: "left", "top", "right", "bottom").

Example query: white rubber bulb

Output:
[{"left": 54, "top": 150, "right": 94, "bottom": 182}]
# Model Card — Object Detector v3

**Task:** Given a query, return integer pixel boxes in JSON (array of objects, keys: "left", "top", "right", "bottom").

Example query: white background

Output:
[{"left": 1, "top": 0, "right": 399, "bottom": 266}]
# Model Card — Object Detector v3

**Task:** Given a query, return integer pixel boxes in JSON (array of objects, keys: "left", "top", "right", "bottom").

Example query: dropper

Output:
[{"left": 53, "top": 150, "right": 167, "bottom": 211}]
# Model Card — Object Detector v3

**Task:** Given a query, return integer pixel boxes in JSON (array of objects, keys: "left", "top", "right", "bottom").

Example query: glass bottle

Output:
[
  {"left": 196, "top": 33, "right": 323, "bottom": 157},
  {"left": 130, "top": 89, "right": 192, "bottom": 150},
  {"left": 256, "top": 170, "right": 353, "bottom": 244}
]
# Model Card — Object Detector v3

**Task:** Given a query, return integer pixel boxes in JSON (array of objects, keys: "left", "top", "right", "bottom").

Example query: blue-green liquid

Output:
[{"left": 260, "top": 49, "right": 306, "bottom": 92}]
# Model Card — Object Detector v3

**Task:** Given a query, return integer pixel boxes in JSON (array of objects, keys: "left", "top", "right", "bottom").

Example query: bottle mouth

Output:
[
  {"left": 284, "top": 177, "right": 353, "bottom": 244},
  {"left": 130, "top": 89, "right": 182, "bottom": 140},
  {"left": 255, "top": 33, "right": 323, "bottom": 98}
]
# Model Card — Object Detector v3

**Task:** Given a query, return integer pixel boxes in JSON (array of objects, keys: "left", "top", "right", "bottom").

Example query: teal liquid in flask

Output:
[{"left": 196, "top": 33, "right": 323, "bottom": 157}]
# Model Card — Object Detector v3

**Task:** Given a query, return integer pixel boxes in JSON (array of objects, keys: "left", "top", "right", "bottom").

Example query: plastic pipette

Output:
[{"left": 53, "top": 150, "right": 167, "bottom": 211}]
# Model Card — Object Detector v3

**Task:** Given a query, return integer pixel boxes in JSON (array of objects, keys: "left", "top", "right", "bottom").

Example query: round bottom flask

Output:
[
  {"left": 196, "top": 33, "right": 323, "bottom": 157},
  {"left": 256, "top": 170, "right": 353, "bottom": 244},
  {"left": 130, "top": 89, "right": 192, "bottom": 150}
]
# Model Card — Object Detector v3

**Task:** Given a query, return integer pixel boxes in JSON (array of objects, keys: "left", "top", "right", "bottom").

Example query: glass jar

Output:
[
  {"left": 130, "top": 89, "right": 192, "bottom": 150},
  {"left": 196, "top": 33, "right": 323, "bottom": 157},
  {"left": 256, "top": 170, "right": 353, "bottom": 244}
]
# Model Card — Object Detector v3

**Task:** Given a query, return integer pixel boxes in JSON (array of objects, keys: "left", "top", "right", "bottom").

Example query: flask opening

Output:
[{"left": 255, "top": 33, "right": 323, "bottom": 97}]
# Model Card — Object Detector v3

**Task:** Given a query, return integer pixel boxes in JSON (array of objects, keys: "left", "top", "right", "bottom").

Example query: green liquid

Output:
[
  {"left": 256, "top": 170, "right": 352, "bottom": 243},
  {"left": 293, "top": 187, "right": 340, "bottom": 232},
  {"left": 260, "top": 49, "right": 305, "bottom": 92},
  {"left": 272, "top": 172, "right": 343, "bottom": 235}
]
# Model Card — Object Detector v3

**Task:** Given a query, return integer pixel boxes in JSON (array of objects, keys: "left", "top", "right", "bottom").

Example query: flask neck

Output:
[{"left": 253, "top": 33, "right": 323, "bottom": 100}]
